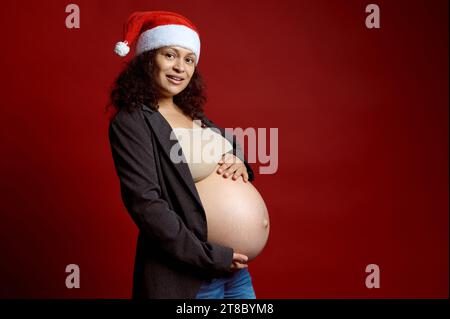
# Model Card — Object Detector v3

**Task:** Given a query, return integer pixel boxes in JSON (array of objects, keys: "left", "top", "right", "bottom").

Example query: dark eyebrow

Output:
[{"left": 166, "top": 47, "right": 196, "bottom": 58}]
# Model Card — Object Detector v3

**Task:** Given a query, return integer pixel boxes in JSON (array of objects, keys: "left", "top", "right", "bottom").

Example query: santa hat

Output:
[{"left": 114, "top": 11, "right": 201, "bottom": 65}]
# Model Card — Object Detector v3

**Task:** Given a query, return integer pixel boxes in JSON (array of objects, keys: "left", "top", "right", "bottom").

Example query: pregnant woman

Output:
[{"left": 108, "top": 11, "right": 269, "bottom": 299}]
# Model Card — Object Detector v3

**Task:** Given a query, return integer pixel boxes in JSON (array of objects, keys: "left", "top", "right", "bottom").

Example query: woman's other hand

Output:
[
  {"left": 217, "top": 153, "right": 249, "bottom": 182},
  {"left": 230, "top": 252, "right": 248, "bottom": 271}
]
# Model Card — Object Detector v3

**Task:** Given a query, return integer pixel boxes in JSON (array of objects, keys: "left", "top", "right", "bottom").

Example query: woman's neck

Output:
[{"left": 157, "top": 98, "right": 181, "bottom": 114}]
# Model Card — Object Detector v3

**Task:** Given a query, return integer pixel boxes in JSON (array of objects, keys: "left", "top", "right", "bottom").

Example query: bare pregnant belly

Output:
[{"left": 194, "top": 164, "right": 270, "bottom": 261}]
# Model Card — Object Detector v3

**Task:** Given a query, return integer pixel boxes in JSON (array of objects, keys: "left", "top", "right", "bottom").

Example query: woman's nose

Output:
[{"left": 173, "top": 59, "right": 185, "bottom": 72}]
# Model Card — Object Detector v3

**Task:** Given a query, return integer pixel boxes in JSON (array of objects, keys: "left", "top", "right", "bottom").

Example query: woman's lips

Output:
[{"left": 167, "top": 75, "right": 184, "bottom": 85}]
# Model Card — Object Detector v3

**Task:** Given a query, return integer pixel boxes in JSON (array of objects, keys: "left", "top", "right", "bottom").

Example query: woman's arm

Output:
[{"left": 108, "top": 110, "right": 233, "bottom": 276}]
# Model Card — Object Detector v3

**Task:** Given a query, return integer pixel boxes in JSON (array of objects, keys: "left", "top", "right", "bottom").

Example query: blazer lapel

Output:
[{"left": 140, "top": 104, "right": 203, "bottom": 209}]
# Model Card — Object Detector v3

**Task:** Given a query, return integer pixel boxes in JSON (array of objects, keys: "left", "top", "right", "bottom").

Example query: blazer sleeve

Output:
[{"left": 108, "top": 110, "right": 234, "bottom": 276}]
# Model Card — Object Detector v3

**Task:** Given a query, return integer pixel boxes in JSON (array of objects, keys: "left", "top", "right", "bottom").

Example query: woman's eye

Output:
[{"left": 165, "top": 53, "right": 194, "bottom": 64}]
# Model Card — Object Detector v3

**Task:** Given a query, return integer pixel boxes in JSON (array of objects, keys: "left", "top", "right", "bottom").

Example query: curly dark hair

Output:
[{"left": 105, "top": 48, "right": 208, "bottom": 123}]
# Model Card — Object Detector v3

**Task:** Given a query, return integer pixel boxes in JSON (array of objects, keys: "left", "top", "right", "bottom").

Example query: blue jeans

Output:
[{"left": 195, "top": 268, "right": 256, "bottom": 299}]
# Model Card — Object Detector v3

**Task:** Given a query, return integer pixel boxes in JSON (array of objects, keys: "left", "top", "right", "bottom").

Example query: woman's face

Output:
[{"left": 152, "top": 45, "right": 197, "bottom": 98}]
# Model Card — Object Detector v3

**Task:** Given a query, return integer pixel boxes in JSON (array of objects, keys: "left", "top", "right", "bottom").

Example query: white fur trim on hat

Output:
[{"left": 135, "top": 24, "right": 200, "bottom": 64}]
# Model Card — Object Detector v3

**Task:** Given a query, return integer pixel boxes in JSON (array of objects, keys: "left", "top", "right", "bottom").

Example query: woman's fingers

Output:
[
  {"left": 222, "top": 162, "right": 244, "bottom": 178},
  {"left": 217, "top": 162, "right": 233, "bottom": 175},
  {"left": 232, "top": 167, "right": 244, "bottom": 180},
  {"left": 230, "top": 252, "right": 249, "bottom": 270},
  {"left": 223, "top": 165, "right": 238, "bottom": 178},
  {"left": 217, "top": 153, "right": 248, "bottom": 181},
  {"left": 233, "top": 253, "right": 248, "bottom": 263},
  {"left": 231, "top": 261, "right": 248, "bottom": 270}
]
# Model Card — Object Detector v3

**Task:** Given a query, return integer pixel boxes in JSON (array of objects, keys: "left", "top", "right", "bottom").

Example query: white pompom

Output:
[{"left": 114, "top": 41, "right": 130, "bottom": 57}]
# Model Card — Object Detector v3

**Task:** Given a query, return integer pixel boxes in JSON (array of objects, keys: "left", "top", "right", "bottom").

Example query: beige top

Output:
[{"left": 172, "top": 124, "right": 233, "bottom": 182}]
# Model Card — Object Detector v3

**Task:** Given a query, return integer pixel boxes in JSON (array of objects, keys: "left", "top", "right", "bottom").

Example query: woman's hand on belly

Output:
[{"left": 217, "top": 153, "right": 249, "bottom": 182}]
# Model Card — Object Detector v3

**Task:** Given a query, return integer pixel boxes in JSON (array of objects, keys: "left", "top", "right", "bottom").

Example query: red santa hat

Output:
[{"left": 114, "top": 11, "right": 201, "bottom": 65}]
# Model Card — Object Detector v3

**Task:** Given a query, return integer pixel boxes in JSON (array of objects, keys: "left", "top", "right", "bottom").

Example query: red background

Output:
[{"left": 0, "top": 0, "right": 447, "bottom": 298}]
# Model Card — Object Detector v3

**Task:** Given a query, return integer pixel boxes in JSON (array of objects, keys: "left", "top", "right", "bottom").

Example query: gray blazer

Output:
[{"left": 108, "top": 103, "right": 254, "bottom": 299}]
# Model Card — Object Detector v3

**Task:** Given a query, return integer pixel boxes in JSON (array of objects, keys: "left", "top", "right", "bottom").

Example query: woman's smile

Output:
[{"left": 166, "top": 74, "right": 184, "bottom": 85}]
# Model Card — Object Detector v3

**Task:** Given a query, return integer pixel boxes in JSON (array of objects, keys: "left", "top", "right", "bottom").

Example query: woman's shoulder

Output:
[
  {"left": 110, "top": 104, "right": 149, "bottom": 125},
  {"left": 109, "top": 104, "right": 151, "bottom": 137}
]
